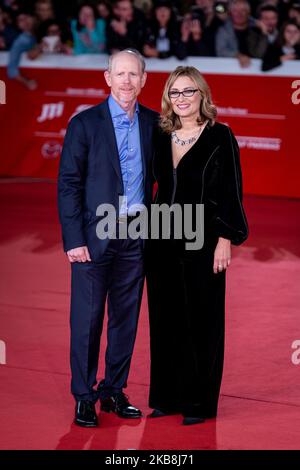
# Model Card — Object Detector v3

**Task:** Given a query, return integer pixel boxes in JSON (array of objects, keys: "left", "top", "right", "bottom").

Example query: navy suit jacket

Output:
[{"left": 58, "top": 98, "right": 158, "bottom": 261}]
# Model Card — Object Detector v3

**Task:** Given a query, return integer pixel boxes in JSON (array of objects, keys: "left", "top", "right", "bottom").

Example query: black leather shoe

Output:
[
  {"left": 74, "top": 400, "right": 98, "bottom": 427},
  {"left": 182, "top": 416, "right": 205, "bottom": 425},
  {"left": 100, "top": 392, "right": 142, "bottom": 418}
]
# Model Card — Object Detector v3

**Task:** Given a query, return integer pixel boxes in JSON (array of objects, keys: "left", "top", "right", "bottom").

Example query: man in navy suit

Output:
[{"left": 58, "top": 49, "right": 158, "bottom": 427}]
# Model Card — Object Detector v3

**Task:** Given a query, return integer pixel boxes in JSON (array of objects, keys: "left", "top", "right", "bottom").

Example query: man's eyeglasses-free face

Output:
[{"left": 168, "top": 88, "right": 200, "bottom": 99}]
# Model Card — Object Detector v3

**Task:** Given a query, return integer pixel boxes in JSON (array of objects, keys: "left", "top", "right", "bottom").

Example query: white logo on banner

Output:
[
  {"left": 45, "top": 87, "right": 107, "bottom": 98},
  {"left": 291, "top": 340, "right": 300, "bottom": 365},
  {"left": 236, "top": 136, "right": 281, "bottom": 151},
  {"left": 217, "top": 106, "right": 285, "bottom": 121},
  {"left": 0, "top": 80, "right": 6, "bottom": 104},
  {"left": 41, "top": 141, "right": 62, "bottom": 159},
  {"left": 37, "top": 102, "right": 64, "bottom": 122},
  {"left": 291, "top": 80, "right": 300, "bottom": 105},
  {"left": 0, "top": 340, "right": 6, "bottom": 364}
]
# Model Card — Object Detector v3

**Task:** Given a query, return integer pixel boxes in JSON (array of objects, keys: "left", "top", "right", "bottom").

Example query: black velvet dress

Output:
[{"left": 146, "top": 122, "right": 248, "bottom": 418}]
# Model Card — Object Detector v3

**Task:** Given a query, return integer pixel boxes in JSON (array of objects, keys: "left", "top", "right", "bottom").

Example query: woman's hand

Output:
[
  {"left": 213, "top": 237, "right": 231, "bottom": 274},
  {"left": 281, "top": 53, "right": 296, "bottom": 62}
]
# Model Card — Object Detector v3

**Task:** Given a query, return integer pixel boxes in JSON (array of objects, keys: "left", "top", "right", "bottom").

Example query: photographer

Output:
[
  {"left": 175, "top": 10, "right": 212, "bottom": 60},
  {"left": 194, "top": 0, "right": 228, "bottom": 55}
]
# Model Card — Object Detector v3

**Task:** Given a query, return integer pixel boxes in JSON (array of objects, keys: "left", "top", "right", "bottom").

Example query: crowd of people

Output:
[{"left": 1, "top": 0, "right": 300, "bottom": 88}]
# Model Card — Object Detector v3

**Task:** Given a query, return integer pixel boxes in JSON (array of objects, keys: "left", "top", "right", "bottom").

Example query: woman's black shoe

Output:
[
  {"left": 182, "top": 416, "right": 205, "bottom": 425},
  {"left": 149, "top": 409, "right": 168, "bottom": 418}
]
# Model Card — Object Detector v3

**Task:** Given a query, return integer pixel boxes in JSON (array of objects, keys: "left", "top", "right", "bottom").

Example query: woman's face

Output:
[
  {"left": 169, "top": 75, "right": 201, "bottom": 121},
  {"left": 47, "top": 24, "right": 61, "bottom": 36},
  {"left": 79, "top": 6, "right": 95, "bottom": 25},
  {"left": 155, "top": 6, "right": 171, "bottom": 26},
  {"left": 284, "top": 24, "right": 300, "bottom": 46},
  {"left": 97, "top": 3, "right": 110, "bottom": 19}
]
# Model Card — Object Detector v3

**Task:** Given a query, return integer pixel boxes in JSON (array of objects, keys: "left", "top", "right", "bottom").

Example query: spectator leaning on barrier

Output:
[
  {"left": 106, "top": 0, "right": 146, "bottom": 54},
  {"left": 7, "top": 10, "right": 37, "bottom": 90},
  {"left": 143, "top": 0, "right": 180, "bottom": 59},
  {"left": 216, "top": 0, "right": 268, "bottom": 67},
  {"left": 262, "top": 18, "right": 300, "bottom": 70},
  {"left": 71, "top": 2, "right": 106, "bottom": 54}
]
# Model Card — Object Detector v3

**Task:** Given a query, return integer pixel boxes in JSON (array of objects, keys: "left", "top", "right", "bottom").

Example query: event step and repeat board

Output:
[{"left": 0, "top": 53, "right": 299, "bottom": 197}]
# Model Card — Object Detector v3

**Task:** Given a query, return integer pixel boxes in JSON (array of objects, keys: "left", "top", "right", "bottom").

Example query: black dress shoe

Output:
[
  {"left": 100, "top": 392, "right": 142, "bottom": 418},
  {"left": 74, "top": 400, "right": 98, "bottom": 427},
  {"left": 182, "top": 416, "right": 205, "bottom": 425}
]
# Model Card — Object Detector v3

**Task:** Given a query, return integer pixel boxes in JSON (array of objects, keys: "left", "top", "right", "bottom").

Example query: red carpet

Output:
[{"left": 0, "top": 179, "right": 300, "bottom": 450}]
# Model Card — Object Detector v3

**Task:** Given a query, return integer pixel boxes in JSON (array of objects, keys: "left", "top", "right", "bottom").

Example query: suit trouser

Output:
[{"left": 70, "top": 236, "right": 144, "bottom": 402}]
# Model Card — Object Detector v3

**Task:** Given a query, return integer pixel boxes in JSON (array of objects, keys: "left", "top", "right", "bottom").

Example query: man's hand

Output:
[
  {"left": 213, "top": 237, "right": 231, "bottom": 274},
  {"left": 67, "top": 246, "right": 91, "bottom": 263},
  {"left": 190, "top": 19, "right": 201, "bottom": 40},
  {"left": 255, "top": 19, "right": 269, "bottom": 36},
  {"left": 181, "top": 18, "right": 191, "bottom": 42}
]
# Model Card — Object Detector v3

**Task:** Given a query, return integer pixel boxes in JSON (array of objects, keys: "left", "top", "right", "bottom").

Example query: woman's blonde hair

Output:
[{"left": 160, "top": 66, "right": 217, "bottom": 133}]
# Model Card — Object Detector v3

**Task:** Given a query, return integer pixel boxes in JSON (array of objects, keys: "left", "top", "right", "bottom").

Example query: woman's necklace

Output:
[{"left": 171, "top": 126, "right": 203, "bottom": 146}]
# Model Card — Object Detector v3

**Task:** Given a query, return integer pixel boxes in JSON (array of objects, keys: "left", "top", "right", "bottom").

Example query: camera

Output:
[{"left": 214, "top": 2, "right": 228, "bottom": 14}]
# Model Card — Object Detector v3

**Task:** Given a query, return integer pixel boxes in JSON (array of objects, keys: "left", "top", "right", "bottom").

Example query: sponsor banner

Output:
[{"left": 0, "top": 66, "right": 299, "bottom": 197}]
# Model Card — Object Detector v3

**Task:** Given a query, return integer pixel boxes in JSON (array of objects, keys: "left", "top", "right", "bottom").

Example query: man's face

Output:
[
  {"left": 231, "top": 4, "right": 249, "bottom": 26},
  {"left": 35, "top": 2, "right": 53, "bottom": 21},
  {"left": 104, "top": 53, "right": 146, "bottom": 108},
  {"left": 114, "top": 0, "right": 133, "bottom": 22},
  {"left": 17, "top": 14, "right": 34, "bottom": 32},
  {"left": 261, "top": 11, "right": 278, "bottom": 32}
]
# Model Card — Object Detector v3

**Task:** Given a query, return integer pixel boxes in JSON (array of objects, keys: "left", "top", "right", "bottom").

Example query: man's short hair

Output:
[
  {"left": 107, "top": 49, "right": 146, "bottom": 74},
  {"left": 259, "top": 5, "right": 279, "bottom": 16}
]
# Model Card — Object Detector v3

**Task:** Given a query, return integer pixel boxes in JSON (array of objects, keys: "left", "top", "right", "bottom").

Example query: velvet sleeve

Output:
[{"left": 214, "top": 126, "right": 249, "bottom": 245}]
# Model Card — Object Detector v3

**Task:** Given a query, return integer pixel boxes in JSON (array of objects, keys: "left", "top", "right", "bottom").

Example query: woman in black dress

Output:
[{"left": 146, "top": 66, "right": 248, "bottom": 425}]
